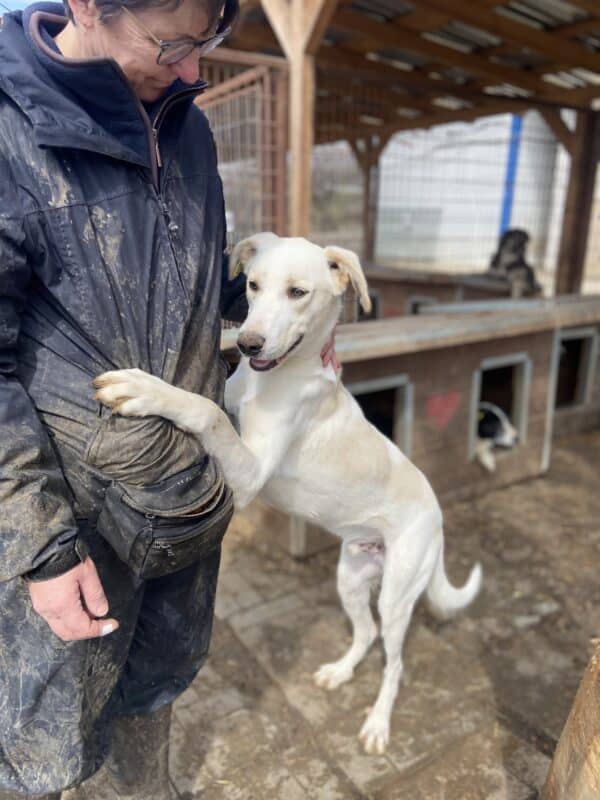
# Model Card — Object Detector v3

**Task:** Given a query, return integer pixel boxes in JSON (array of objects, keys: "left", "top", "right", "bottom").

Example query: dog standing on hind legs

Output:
[{"left": 93, "top": 233, "right": 482, "bottom": 755}]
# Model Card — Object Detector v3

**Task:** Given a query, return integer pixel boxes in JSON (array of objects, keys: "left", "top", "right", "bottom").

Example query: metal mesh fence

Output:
[
  {"left": 310, "top": 109, "right": 600, "bottom": 296},
  {"left": 311, "top": 141, "right": 364, "bottom": 254},
  {"left": 198, "top": 62, "right": 287, "bottom": 250},
  {"left": 199, "top": 54, "right": 598, "bottom": 297}
]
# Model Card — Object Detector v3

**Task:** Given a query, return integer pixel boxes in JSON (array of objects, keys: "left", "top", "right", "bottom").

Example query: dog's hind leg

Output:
[
  {"left": 359, "top": 524, "right": 440, "bottom": 755},
  {"left": 314, "top": 542, "right": 381, "bottom": 691}
]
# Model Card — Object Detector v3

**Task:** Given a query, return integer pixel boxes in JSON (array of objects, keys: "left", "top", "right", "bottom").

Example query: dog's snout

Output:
[{"left": 237, "top": 332, "right": 266, "bottom": 357}]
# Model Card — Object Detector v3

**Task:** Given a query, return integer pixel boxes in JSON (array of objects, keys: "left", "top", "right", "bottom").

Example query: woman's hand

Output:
[{"left": 28, "top": 558, "right": 119, "bottom": 642}]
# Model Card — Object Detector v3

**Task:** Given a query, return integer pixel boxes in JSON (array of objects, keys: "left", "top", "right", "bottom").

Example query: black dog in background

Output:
[{"left": 489, "top": 229, "right": 541, "bottom": 297}]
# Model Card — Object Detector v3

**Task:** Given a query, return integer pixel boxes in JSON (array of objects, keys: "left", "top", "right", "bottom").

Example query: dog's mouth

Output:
[{"left": 248, "top": 335, "right": 304, "bottom": 372}]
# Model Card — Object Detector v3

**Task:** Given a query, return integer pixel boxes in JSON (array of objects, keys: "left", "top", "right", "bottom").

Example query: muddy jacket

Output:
[{"left": 0, "top": 3, "right": 245, "bottom": 581}]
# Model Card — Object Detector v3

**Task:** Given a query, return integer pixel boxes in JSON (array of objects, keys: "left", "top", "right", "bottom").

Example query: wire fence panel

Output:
[
  {"left": 309, "top": 108, "right": 600, "bottom": 297},
  {"left": 198, "top": 62, "right": 287, "bottom": 250}
]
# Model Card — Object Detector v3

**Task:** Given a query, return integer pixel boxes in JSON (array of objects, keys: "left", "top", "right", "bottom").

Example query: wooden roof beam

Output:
[
  {"left": 317, "top": 76, "right": 439, "bottom": 114},
  {"left": 395, "top": 2, "right": 600, "bottom": 84},
  {"left": 316, "top": 99, "right": 540, "bottom": 144},
  {"left": 316, "top": 45, "right": 481, "bottom": 95},
  {"left": 555, "top": 17, "right": 600, "bottom": 40},
  {"left": 260, "top": 0, "right": 292, "bottom": 59},
  {"left": 332, "top": 8, "right": 551, "bottom": 95},
  {"left": 231, "top": 17, "right": 597, "bottom": 109},
  {"left": 325, "top": 35, "right": 597, "bottom": 108},
  {"left": 259, "top": 0, "right": 338, "bottom": 58},
  {"left": 418, "top": 0, "right": 600, "bottom": 73},
  {"left": 565, "top": 0, "right": 600, "bottom": 15},
  {"left": 321, "top": 46, "right": 594, "bottom": 110},
  {"left": 303, "top": 0, "right": 339, "bottom": 55}
]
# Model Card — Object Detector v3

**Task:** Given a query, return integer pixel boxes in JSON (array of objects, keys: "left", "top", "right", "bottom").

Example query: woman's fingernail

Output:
[{"left": 101, "top": 623, "right": 115, "bottom": 636}]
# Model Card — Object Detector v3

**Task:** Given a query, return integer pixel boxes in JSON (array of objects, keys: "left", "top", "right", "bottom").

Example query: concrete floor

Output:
[{"left": 169, "top": 429, "right": 600, "bottom": 800}]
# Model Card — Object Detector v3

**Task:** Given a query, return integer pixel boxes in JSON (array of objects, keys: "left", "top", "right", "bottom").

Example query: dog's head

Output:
[{"left": 231, "top": 233, "right": 371, "bottom": 371}]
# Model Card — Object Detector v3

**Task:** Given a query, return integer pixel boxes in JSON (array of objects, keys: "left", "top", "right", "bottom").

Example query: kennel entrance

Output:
[
  {"left": 554, "top": 327, "right": 598, "bottom": 410},
  {"left": 346, "top": 374, "right": 414, "bottom": 457},
  {"left": 469, "top": 353, "right": 532, "bottom": 460}
]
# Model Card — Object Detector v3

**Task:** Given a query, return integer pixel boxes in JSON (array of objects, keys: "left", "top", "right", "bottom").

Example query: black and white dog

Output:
[
  {"left": 489, "top": 229, "right": 541, "bottom": 297},
  {"left": 475, "top": 401, "right": 519, "bottom": 472}
]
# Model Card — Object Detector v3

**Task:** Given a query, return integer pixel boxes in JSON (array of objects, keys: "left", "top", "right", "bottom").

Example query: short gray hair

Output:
[{"left": 63, "top": 0, "right": 237, "bottom": 30}]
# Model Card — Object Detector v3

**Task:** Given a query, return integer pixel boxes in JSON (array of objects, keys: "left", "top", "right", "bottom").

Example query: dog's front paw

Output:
[
  {"left": 93, "top": 368, "right": 169, "bottom": 418},
  {"left": 359, "top": 712, "right": 390, "bottom": 755},
  {"left": 313, "top": 661, "right": 354, "bottom": 690}
]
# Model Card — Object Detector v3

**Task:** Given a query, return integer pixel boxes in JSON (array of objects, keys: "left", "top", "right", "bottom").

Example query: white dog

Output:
[{"left": 94, "top": 234, "right": 482, "bottom": 754}]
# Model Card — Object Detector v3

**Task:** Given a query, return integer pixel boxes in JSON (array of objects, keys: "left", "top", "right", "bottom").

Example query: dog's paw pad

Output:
[
  {"left": 359, "top": 716, "right": 390, "bottom": 755},
  {"left": 313, "top": 662, "right": 353, "bottom": 690}
]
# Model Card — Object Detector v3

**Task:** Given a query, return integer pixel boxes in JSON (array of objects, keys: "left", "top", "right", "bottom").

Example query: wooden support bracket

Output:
[
  {"left": 540, "top": 109, "right": 575, "bottom": 155},
  {"left": 348, "top": 133, "right": 393, "bottom": 262}
]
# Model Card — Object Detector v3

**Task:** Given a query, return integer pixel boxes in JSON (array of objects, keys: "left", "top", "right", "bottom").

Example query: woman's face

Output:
[{"left": 73, "top": 0, "right": 215, "bottom": 101}]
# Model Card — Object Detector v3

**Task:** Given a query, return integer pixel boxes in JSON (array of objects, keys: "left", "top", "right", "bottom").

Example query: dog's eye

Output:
[
  {"left": 288, "top": 287, "right": 308, "bottom": 299},
  {"left": 248, "top": 281, "right": 259, "bottom": 292}
]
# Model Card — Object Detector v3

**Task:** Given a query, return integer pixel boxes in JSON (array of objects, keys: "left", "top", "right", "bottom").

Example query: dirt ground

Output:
[{"left": 168, "top": 429, "right": 600, "bottom": 800}]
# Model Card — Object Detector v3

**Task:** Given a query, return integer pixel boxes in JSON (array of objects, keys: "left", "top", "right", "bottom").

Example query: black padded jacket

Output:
[{"left": 0, "top": 3, "right": 246, "bottom": 581}]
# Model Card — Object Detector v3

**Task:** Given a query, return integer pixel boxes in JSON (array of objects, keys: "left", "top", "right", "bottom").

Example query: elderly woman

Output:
[{"left": 0, "top": 0, "right": 245, "bottom": 797}]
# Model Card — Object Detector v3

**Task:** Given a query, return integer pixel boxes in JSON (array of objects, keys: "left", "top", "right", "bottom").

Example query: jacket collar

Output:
[{"left": 0, "top": 3, "right": 206, "bottom": 167}]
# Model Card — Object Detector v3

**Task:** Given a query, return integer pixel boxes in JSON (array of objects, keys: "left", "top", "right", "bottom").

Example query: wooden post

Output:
[
  {"left": 260, "top": 0, "right": 338, "bottom": 236},
  {"left": 541, "top": 641, "right": 600, "bottom": 800},
  {"left": 259, "top": 0, "right": 338, "bottom": 556},
  {"left": 350, "top": 134, "right": 391, "bottom": 264},
  {"left": 554, "top": 111, "right": 600, "bottom": 296},
  {"left": 288, "top": 50, "right": 315, "bottom": 236},
  {"left": 274, "top": 69, "right": 289, "bottom": 235}
]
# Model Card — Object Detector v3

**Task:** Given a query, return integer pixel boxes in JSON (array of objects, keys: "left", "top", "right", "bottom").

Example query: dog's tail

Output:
[{"left": 425, "top": 542, "right": 482, "bottom": 621}]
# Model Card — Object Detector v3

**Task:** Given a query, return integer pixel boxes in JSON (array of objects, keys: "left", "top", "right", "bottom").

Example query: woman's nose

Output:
[{"left": 170, "top": 52, "right": 201, "bottom": 84}]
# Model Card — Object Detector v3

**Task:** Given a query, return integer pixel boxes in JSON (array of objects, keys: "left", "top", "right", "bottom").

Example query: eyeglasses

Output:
[{"left": 121, "top": 4, "right": 232, "bottom": 66}]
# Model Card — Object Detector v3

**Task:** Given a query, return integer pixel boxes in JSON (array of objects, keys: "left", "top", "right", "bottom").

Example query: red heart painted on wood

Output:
[{"left": 426, "top": 391, "right": 462, "bottom": 432}]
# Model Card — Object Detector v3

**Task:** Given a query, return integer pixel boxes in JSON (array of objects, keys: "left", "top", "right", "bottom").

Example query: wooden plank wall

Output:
[
  {"left": 342, "top": 330, "right": 554, "bottom": 503},
  {"left": 366, "top": 276, "right": 511, "bottom": 318}
]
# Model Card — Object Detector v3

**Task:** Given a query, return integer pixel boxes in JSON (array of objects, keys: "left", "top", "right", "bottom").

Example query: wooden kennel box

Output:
[{"left": 221, "top": 295, "right": 600, "bottom": 557}]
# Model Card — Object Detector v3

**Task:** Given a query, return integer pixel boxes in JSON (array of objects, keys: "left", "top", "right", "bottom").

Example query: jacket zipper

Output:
[
  {"left": 132, "top": 84, "right": 207, "bottom": 298},
  {"left": 140, "top": 83, "right": 207, "bottom": 193},
  {"left": 152, "top": 128, "right": 162, "bottom": 170}
]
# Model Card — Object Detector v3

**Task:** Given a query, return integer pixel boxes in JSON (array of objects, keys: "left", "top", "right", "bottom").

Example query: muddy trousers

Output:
[
  {"left": 0, "top": 794, "right": 60, "bottom": 800},
  {"left": 67, "top": 705, "right": 173, "bottom": 800},
  {"left": 0, "top": 705, "right": 173, "bottom": 800},
  {"left": 0, "top": 520, "right": 222, "bottom": 797}
]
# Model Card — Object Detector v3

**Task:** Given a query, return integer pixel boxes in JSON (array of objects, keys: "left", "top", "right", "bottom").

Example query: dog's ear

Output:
[
  {"left": 323, "top": 245, "right": 372, "bottom": 313},
  {"left": 230, "top": 233, "right": 279, "bottom": 278}
]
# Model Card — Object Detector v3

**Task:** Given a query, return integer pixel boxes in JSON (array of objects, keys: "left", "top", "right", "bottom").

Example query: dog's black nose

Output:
[{"left": 237, "top": 332, "right": 266, "bottom": 357}]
